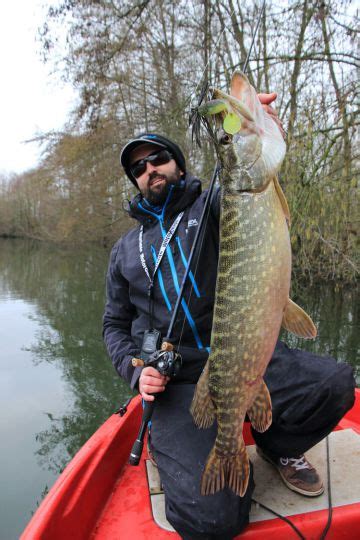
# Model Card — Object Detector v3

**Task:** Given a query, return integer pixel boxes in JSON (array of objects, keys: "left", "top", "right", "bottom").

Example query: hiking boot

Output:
[{"left": 256, "top": 447, "right": 324, "bottom": 497}]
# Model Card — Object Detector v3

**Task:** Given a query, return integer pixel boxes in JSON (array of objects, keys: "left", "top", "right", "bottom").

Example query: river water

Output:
[{"left": 0, "top": 238, "right": 358, "bottom": 539}]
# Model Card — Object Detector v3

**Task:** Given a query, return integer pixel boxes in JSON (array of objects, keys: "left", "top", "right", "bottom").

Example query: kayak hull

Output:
[{"left": 21, "top": 389, "right": 360, "bottom": 539}]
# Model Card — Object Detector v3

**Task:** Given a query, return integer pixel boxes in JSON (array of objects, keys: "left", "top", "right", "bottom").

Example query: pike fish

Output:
[{"left": 190, "top": 72, "right": 317, "bottom": 497}]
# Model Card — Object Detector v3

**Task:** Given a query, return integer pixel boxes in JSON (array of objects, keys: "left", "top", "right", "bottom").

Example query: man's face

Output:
[{"left": 129, "top": 143, "right": 183, "bottom": 205}]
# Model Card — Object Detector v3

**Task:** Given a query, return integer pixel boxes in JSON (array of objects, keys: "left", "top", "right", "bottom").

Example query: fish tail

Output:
[
  {"left": 226, "top": 443, "right": 250, "bottom": 497},
  {"left": 201, "top": 442, "right": 249, "bottom": 497},
  {"left": 201, "top": 447, "right": 228, "bottom": 496}
]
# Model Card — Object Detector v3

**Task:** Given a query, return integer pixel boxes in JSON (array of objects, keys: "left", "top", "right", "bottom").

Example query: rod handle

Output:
[
  {"left": 129, "top": 438, "right": 144, "bottom": 466},
  {"left": 128, "top": 401, "right": 156, "bottom": 466}
]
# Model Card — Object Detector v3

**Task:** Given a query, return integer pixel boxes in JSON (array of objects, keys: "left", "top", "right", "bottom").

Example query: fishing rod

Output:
[
  {"left": 243, "top": 0, "right": 266, "bottom": 73},
  {"left": 128, "top": 1, "right": 266, "bottom": 467}
]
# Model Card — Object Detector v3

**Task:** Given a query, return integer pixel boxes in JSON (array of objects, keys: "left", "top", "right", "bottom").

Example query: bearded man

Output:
[{"left": 103, "top": 95, "right": 355, "bottom": 539}]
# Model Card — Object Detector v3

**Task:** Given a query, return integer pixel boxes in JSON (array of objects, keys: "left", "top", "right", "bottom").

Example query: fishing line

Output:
[
  {"left": 187, "top": 7, "right": 237, "bottom": 109},
  {"left": 242, "top": 0, "right": 266, "bottom": 73},
  {"left": 250, "top": 497, "right": 306, "bottom": 539},
  {"left": 176, "top": 2, "right": 266, "bottom": 353},
  {"left": 175, "top": 170, "right": 219, "bottom": 355},
  {"left": 187, "top": 0, "right": 265, "bottom": 109},
  {"left": 319, "top": 436, "right": 333, "bottom": 540},
  {"left": 251, "top": 435, "right": 333, "bottom": 539}
]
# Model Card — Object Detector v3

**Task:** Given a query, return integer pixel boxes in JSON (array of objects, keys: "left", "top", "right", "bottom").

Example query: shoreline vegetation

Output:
[{"left": 0, "top": 1, "right": 358, "bottom": 283}]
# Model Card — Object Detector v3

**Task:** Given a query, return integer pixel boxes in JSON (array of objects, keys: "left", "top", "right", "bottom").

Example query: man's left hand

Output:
[{"left": 258, "top": 92, "right": 285, "bottom": 139}]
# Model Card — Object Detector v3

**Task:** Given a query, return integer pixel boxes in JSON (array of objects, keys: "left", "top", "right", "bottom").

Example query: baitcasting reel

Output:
[
  {"left": 131, "top": 340, "right": 182, "bottom": 378},
  {"left": 146, "top": 348, "right": 182, "bottom": 378}
]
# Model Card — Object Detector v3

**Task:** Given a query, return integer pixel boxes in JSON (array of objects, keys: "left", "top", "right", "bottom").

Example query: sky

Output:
[{"left": 0, "top": 0, "right": 77, "bottom": 176}]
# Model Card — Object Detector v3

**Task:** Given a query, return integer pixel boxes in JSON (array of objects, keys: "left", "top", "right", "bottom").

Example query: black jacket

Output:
[{"left": 103, "top": 174, "right": 220, "bottom": 389}]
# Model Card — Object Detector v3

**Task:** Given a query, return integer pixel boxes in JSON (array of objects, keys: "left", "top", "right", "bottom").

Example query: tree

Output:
[{"left": 0, "top": 0, "right": 357, "bottom": 281}]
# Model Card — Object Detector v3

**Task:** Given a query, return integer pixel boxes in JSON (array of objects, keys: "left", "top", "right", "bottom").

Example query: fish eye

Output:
[{"left": 220, "top": 133, "right": 232, "bottom": 145}]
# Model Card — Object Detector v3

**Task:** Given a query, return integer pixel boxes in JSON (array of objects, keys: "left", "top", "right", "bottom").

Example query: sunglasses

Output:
[{"left": 130, "top": 149, "right": 173, "bottom": 178}]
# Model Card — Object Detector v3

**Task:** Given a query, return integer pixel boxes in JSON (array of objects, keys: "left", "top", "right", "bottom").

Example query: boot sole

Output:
[{"left": 256, "top": 447, "right": 325, "bottom": 498}]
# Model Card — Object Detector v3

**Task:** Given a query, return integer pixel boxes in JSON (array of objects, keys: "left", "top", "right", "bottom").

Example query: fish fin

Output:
[
  {"left": 230, "top": 71, "right": 250, "bottom": 99},
  {"left": 230, "top": 71, "right": 249, "bottom": 100},
  {"left": 201, "top": 442, "right": 249, "bottom": 497},
  {"left": 273, "top": 175, "right": 291, "bottom": 225},
  {"left": 247, "top": 379, "right": 272, "bottom": 433},
  {"left": 282, "top": 298, "right": 317, "bottom": 339},
  {"left": 190, "top": 360, "right": 215, "bottom": 428}
]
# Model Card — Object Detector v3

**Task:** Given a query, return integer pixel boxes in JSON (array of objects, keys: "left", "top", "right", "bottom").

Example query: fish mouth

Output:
[
  {"left": 236, "top": 179, "right": 272, "bottom": 194},
  {"left": 194, "top": 71, "right": 257, "bottom": 139},
  {"left": 222, "top": 165, "right": 273, "bottom": 194}
]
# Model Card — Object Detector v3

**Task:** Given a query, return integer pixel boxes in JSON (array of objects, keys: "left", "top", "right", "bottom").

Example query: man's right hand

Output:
[{"left": 139, "top": 366, "right": 169, "bottom": 401}]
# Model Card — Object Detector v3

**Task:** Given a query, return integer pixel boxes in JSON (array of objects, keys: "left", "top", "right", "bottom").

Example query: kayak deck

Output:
[
  {"left": 93, "top": 428, "right": 360, "bottom": 539},
  {"left": 21, "top": 390, "right": 360, "bottom": 540},
  {"left": 145, "top": 429, "right": 360, "bottom": 536}
]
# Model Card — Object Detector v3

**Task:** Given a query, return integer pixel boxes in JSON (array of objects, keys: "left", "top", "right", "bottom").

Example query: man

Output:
[{"left": 103, "top": 95, "right": 355, "bottom": 539}]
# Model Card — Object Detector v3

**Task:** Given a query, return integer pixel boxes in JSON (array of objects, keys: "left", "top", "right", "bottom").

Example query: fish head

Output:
[{"left": 198, "top": 71, "right": 286, "bottom": 191}]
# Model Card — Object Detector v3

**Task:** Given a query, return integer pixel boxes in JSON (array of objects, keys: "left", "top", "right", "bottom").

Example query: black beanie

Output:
[{"left": 120, "top": 133, "right": 186, "bottom": 187}]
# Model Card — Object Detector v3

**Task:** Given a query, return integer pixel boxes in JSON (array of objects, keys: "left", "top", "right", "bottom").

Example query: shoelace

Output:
[{"left": 279, "top": 456, "right": 311, "bottom": 470}]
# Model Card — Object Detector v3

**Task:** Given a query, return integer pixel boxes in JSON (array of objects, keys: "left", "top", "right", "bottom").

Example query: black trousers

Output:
[{"left": 150, "top": 341, "right": 355, "bottom": 540}]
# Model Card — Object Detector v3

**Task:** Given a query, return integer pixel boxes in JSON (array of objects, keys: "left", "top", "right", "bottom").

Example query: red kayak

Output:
[{"left": 22, "top": 389, "right": 360, "bottom": 539}]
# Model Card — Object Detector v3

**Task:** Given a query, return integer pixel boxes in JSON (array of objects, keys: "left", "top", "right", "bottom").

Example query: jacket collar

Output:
[{"left": 127, "top": 174, "right": 202, "bottom": 225}]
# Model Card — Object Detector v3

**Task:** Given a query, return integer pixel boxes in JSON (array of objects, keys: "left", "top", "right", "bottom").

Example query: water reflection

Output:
[
  {"left": 0, "top": 239, "right": 131, "bottom": 478},
  {"left": 282, "top": 282, "right": 359, "bottom": 383}
]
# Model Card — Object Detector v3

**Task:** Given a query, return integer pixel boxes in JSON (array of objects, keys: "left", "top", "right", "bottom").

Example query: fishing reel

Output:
[
  {"left": 131, "top": 344, "right": 182, "bottom": 378},
  {"left": 146, "top": 348, "right": 182, "bottom": 378}
]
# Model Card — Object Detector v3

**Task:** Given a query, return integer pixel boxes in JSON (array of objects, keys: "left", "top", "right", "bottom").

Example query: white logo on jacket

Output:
[{"left": 187, "top": 219, "right": 198, "bottom": 228}]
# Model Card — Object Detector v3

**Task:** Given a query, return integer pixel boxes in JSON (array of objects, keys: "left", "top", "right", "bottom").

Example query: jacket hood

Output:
[{"left": 126, "top": 174, "right": 202, "bottom": 225}]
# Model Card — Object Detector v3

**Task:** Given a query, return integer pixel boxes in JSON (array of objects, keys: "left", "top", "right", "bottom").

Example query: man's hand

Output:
[
  {"left": 258, "top": 92, "right": 285, "bottom": 139},
  {"left": 139, "top": 366, "right": 170, "bottom": 401}
]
